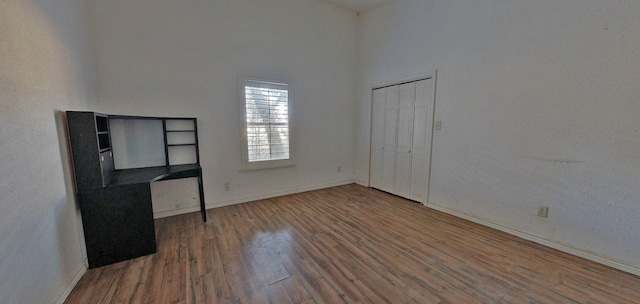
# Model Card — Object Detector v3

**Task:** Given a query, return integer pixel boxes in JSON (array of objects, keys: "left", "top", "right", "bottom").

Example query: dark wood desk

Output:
[
  {"left": 79, "top": 165, "right": 206, "bottom": 268},
  {"left": 66, "top": 111, "right": 206, "bottom": 268},
  {"left": 111, "top": 164, "right": 202, "bottom": 185},
  {"left": 109, "top": 164, "right": 206, "bottom": 222}
]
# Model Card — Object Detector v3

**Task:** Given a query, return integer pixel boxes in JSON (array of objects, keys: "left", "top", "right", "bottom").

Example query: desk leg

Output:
[{"left": 198, "top": 174, "right": 207, "bottom": 222}]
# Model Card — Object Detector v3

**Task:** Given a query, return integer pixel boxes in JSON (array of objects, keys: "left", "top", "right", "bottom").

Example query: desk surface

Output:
[{"left": 108, "top": 164, "right": 202, "bottom": 186}]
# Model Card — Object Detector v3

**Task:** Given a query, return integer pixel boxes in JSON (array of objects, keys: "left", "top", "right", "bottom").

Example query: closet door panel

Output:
[
  {"left": 409, "top": 153, "right": 428, "bottom": 201},
  {"left": 399, "top": 82, "right": 415, "bottom": 105},
  {"left": 412, "top": 104, "right": 429, "bottom": 152},
  {"left": 380, "top": 85, "right": 398, "bottom": 193},
  {"left": 385, "top": 85, "right": 399, "bottom": 107},
  {"left": 412, "top": 78, "right": 434, "bottom": 158},
  {"left": 381, "top": 150, "right": 396, "bottom": 193},
  {"left": 371, "top": 88, "right": 386, "bottom": 149},
  {"left": 383, "top": 108, "right": 398, "bottom": 150},
  {"left": 398, "top": 82, "right": 415, "bottom": 151},
  {"left": 370, "top": 88, "right": 386, "bottom": 189},
  {"left": 395, "top": 152, "right": 412, "bottom": 198},
  {"left": 397, "top": 106, "right": 414, "bottom": 151},
  {"left": 370, "top": 150, "right": 384, "bottom": 189},
  {"left": 371, "top": 108, "right": 385, "bottom": 149},
  {"left": 383, "top": 84, "right": 399, "bottom": 150},
  {"left": 410, "top": 78, "right": 435, "bottom": 203},
  {"left": 415, "top": 78, "right": 433, "bottom": 103},
  {"left": 394, "top": 82, "right": 415, "bottom": 199}
]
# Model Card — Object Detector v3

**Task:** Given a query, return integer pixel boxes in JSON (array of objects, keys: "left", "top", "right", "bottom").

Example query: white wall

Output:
[
  {"left": 356, "top": 0, "right": 640, "bottom": 272},
  {"left": 86, "top": 0, "right": 358, "bottom": 213},
  {"left": 0, "top": 0, "right": 96, "bottom": 303}
]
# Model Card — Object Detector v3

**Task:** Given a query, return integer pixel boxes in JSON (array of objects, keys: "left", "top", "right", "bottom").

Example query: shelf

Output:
[
  {"left": 166, "top": 130, "right": 195, "bottom": 132},
  {"left": 167, "top": 143, "right": 196, "bottom": 147},
  {"left": 167, "top": 144, "right": 198, "bottom": 165},
  {"left": 98, "top": 133, "right": 111, "bottom": 151},
  {"left": 97, "top": 131, "right": 109, "bottom": 135},
  {"left": 99, "top": 148, "right": 111, "bottom": 153},
  {"left": 165, "top": 119, "right": 195, "bottom": 132},
  {"left": 95, "top": 115, "right": 109, "bottom": 133}
]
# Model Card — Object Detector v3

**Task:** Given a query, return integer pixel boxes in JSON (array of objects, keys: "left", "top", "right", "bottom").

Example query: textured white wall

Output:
[
  {"left": 356, "top": 0, "right": 640, "bottom": 270},
  {"left": 0, "top": 0, "right": 96, "bottom": 303},
  {"left": 86, "top": 0, "right": 358, "bottom": 212}
]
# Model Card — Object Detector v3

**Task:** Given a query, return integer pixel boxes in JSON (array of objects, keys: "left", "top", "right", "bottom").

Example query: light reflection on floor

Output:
[{"left": 247, "top": 229, "right": 294, "bottom": 286}]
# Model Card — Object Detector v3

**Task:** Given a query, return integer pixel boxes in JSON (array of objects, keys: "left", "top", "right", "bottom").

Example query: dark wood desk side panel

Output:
[
  {"left": 66, "top": 111, "right": 103, "bottom": 192},
  {"left": 79, "top": 183, "right": 157, "bottom": 269}
]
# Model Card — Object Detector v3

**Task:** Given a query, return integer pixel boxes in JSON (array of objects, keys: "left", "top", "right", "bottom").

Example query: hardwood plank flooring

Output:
[{"left": 65, "top": 184, "right": 640, "bottom": 303}]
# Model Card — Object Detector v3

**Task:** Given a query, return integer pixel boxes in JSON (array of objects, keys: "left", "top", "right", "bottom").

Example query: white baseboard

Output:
[
  {"left": 153, "top": 179, "right": 357, "bottom": 219},
  {"left": 424, "top": 202, "right": 640, "bottom": 277},
  {"left": 207, "top": 179, "right": 356, "bottom": 209},
  {"left": 54, "top": 258, "right": 88, "bottom": 304},
  {"left": 354, "top": 179, "right": 368, "bottom": 187},
  {"left": 154, "top": 206, "right": 202, "bottom": 219}
]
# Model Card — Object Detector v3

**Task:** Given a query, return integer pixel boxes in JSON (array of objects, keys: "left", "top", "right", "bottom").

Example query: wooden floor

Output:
[{"left": 65, "top": 184, "right": 640, "bottom": 303}]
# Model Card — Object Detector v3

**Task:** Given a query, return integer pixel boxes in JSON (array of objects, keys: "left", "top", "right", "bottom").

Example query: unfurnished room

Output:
[{"left": 1, "top": 0, "right": 640, "bottom": 303}]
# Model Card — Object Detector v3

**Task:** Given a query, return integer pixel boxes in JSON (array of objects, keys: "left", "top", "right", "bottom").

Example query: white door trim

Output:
[{"left": 372, "top": 71, "right": 436, "bottom": 90}]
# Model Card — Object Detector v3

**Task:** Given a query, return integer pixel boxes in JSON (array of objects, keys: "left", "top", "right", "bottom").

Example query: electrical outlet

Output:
[
  {"left": 435, "top": 120, "right": 442, "bottom": 130},
  {"left": 337, "top": 166, "right": 341, "bottom": 173},
  {"left": 537, "top": 206, "right": 549, "bottom": 218},
  {"left": 224, "top": 183, "right": 230, "bottom": 191}
]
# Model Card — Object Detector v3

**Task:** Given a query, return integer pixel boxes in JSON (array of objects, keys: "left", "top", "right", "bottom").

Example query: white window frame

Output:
[{"left": 239, "top": 76, "right": 295, "bottom": 171}]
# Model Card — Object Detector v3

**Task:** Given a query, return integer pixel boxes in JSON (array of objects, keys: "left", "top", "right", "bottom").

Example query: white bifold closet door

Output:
[{"left": 370, "top": 77, "right": 435, "bottom": 203}]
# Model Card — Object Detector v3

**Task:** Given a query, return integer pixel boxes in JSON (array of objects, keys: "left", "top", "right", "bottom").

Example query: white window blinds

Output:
[{"left": 241, "top": 79, "right": 292, "bottom": 169}]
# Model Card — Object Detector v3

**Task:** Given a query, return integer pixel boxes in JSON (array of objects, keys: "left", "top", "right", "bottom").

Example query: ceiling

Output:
[{"left": 325, "top": 0, "right": 397, "bottom": 13}]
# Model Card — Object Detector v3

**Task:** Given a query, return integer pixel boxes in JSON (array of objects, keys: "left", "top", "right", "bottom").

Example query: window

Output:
[{"left": 239, "top": 77, "right": 293, "bottom": 170}]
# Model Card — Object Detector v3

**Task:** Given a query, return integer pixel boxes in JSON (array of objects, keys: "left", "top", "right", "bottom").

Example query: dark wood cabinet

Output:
[
  {"left": 66, "top": 112, "right": 115, "bottom": 190},
  {"left": 78, "top": 184, "right": 156, "bottom": 268}
]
